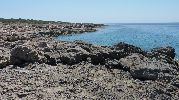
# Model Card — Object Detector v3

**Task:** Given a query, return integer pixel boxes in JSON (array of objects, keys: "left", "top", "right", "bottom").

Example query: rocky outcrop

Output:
[
  {"left": 119, "top": 53, "right": 147, "bottom": 70},
  {"left": 0, "top": 31, "right": 179, "bottom": 99},
  {"left": 59, "top": 46, "right": 90, "bottom": 65},
  {"left": 146, "top": 46, "right": 177, "bottom": 66},
  {"left": 44, "top": 51, "right": 61, "bottom": 65},
  {"left": 151, "top": 46, "right": 175, "bottom": 59},
  {"left": 10, "top": 45, "right": 47, "bottom": 65},
  {"left": 114, "top": 42, "right": 146, "bottom": 55},
  {"left": 119, "top": 53, "right": 178, "bottom": 81}
]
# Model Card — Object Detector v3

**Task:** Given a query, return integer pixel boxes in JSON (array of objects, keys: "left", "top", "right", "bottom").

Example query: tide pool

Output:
[{"left": 57, "top": 23, "right": 179, "bottom": 58}]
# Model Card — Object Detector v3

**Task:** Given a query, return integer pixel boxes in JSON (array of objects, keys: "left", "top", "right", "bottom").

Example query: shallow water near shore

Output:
[{"left": 57, "top": 23, "right": 179, "bottom": 58}]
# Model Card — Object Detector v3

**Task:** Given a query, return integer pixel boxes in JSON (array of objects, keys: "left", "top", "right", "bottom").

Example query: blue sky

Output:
[{"left": 0, "top": 0, "right": 179, "bottom": 23}]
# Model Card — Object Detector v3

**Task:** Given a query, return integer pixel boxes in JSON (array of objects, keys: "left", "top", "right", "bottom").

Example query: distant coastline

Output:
[{"left": 0, "top": 18, "right": 104, "bottom": 36}]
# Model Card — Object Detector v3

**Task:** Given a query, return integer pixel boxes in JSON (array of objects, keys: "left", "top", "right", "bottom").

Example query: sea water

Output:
[{"left": 57, "top": 23, "right": 179, "bottom": 58}]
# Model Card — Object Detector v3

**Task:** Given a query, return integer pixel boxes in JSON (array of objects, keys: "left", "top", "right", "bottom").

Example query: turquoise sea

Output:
[{"left": 58, "top": 23, "right": 179, "bottom": 58}]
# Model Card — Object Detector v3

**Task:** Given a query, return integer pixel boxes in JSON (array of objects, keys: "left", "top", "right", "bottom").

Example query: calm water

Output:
[{"left": 57, "top": 23, "right": 179, "bottom": 58}]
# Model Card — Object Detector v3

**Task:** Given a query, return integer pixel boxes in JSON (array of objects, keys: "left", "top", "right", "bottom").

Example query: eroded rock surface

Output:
[
  {"left": 0, "top": 47, "right": 10, "bottom": 68},
  {"left": 0, "top": 32, "right": 179, "bottom": 99},
  {"left": 10, "top": 45, "right": 47, "bottom": 65}
]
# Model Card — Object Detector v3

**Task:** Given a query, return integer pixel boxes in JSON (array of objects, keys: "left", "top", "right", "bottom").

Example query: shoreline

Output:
[
  {"left": 0, "top": 19, "right": 179, "bottom": 99},
  {"left": 0, "top": 19, "right": 104, "bottom": 37}
]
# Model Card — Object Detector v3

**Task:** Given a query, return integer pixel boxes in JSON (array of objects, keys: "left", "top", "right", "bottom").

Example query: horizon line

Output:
[{"left": 1, "top": 17, "right": 179, "bottom": 24}]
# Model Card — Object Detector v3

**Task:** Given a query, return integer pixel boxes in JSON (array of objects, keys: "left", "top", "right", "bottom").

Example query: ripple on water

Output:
[{"left": 58, "top": 23, "right": 179, "bottom": 58}]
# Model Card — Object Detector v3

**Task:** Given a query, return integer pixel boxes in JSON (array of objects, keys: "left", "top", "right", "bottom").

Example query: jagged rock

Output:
[
  {"left": 74, "top": 40, "right": 93, "bottom": 52},
  {"left": 119, "top": 53, "right": 177, "bottom": 81},
  {"left": 0, "top": 35, "right": 179, "bottom": 99},
  {"left": 0, "top": 56, "right": 9, "bottom": 68},
  {"left": 90, "top": 50, "right": 110, "bottom": 65},
  {"left": 44, "top": 52, "right": 61, "bottom": 65},
  {"left": 0, "top": 48, "right": 10, "bottom": 68},
  {"left": 130, "top": 62, "right": 166, "bottom": 80},
  {"left": 119, "top": 53, "right": 148, "bottom": 71},
  {"left": 114, "top": 42, "right": 146, "bottom": 55},
  {"left": 60, "top": 46, "right": 90, "bottom": 65},
  {"left": 1, "top": 23, "right": 179, "bottom": 99},
  {"left": 10, "top": 45, "right": 47, "bottom": 65},
  {"left": 151, "top": 46, "right": 175, "bottom": 59},
  {"left": 90, "top": 42, "right": 147, "bottom": 65},
  {"left": 105, "top": 59, "right": 122, "bottom": 69},
  {"left": 171, "top": 77, "right": 179, "bottom": 88},
  {"left": 38, "top": 41, "right": 50, "bottom": 48},
  {"left": 90, "top": 46, "right": 128, "bottom": 65},
  {"left": 146, "top": 46, "right": 177, "bottom": 65}
]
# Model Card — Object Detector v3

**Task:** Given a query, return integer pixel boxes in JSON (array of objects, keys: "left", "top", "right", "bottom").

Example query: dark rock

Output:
[
  {"left": 10, "top": 45, "right": 47, "bottom": 65},
  {"left": 90, "top": 46, "right": 128, "bottom": 65},
  {"left": 151, "top": 46, "right": 175, "bottom": 59},
  {"left": 147, "top": 46, "right": 177, "bottom": 65},
  {"left": 105, "top": 59, "right": 122, "bottom": 69},
  {"left": 60, "top": 47, "right": 90, "bottom": 65},
  {"left": 90, "top": 51, "right": 109, "bottom": 65},
  {"left": 114, "top": 42, "right": 146, "bottom": 55},
  {"left": 44, "top": 52, "right": 61, "bottom": 66},
  {"left": 130, "top": 63, "right": 161, "bottom": 80},
  {"left": 171, "top": 77, "right": 179, "bottom": 88},
  {"left": 38, "top": 42, "right": 49, "bottom": 48}
]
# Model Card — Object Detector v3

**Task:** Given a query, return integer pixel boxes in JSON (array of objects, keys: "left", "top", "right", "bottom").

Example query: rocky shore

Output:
[
  {"left": 0, "top": 21, "right": 179, "bottom": 99},
  {"left": 0, "top": 19, "right": 104, "bottom": 37}
]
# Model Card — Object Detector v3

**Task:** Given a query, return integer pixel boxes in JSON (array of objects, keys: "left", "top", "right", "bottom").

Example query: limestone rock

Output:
[
  {"left": 119, "top": 53, "right": 177, "bottom": 81},
  {"left": 60, "top": 46, "right": 90, "bottom": 65}
]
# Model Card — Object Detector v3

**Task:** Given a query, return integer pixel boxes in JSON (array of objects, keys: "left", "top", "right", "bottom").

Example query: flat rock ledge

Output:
[{"left": 0, "top": 33, "right": 179, "bottom": 100}]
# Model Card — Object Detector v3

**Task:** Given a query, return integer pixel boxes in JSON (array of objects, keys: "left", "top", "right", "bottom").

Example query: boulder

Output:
[
  {"left": 147, "top": 46, "right": 176, "bottom": 65},
  {"left": 151, "top": 46, "right": 175, "bottom": 59},
  {"left": 119, "top": 53, "right": 148, "bottom": 71},
  {"left": 56, "top": 42, "right": 123, "bottom": 65},
  {"left": 90, "top": 50, "right": 110, "bottom": 65},
  {"left": 44, "top": 51, "right": 61, "bottom": 66},
  {"left": 89, "top": 44, "right": 130, "bottom": 65},
  {"left": 59, "top": 46, "right": 90, "bottom": 65},
  {"left": 130, "top": 62, "right": 173, "bottom": 81},
  {"left": 10, "top": 45, "right": 47, "bottom": 65},
  {"left": 119, "top": 53, "right": 177, "bottom": 81},
  {"left": 90, "top": 49, "right": 126, "bottom": 65},
  {"left": 113, "top": 42, "right": 146, "bottom": 55}
]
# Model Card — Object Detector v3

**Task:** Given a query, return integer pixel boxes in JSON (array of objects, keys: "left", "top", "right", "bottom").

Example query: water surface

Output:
[{"left": 57, "top": 23, "right": 179, "bottom": 58}]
